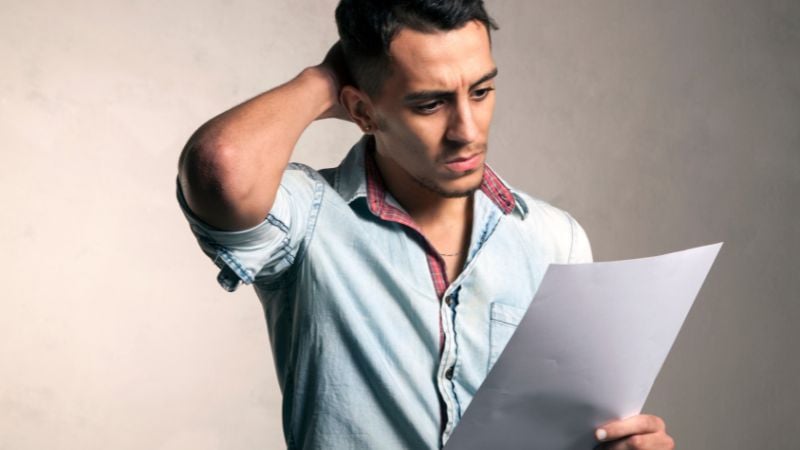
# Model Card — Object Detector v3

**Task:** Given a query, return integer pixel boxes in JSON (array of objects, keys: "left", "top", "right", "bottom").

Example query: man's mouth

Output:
[{"left": 443, "top": 152, "right": 483, "bottom": 173}]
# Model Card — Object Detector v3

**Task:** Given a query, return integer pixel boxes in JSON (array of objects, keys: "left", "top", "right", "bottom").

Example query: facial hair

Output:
[{"left": 410, "top": 164, "right": 485, "bottom": 198}]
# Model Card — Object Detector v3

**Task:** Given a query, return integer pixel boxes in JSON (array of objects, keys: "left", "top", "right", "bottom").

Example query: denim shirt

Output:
[{"left": 177, "top": 136, "right": 593, "bottom": 449}]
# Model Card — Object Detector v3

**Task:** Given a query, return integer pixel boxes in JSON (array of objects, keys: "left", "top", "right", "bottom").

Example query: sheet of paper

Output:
[{"left": 444, "top": 243, "right": 722, "bottom": 450}]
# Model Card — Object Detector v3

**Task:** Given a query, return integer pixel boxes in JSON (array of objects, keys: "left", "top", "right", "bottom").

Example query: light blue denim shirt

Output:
[{"left": 177, "top": 136, "right": 592, "bottom": 449}]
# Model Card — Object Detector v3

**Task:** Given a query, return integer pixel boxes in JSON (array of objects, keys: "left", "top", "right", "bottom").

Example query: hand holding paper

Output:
[
  {"left": 595, "top": 414, "right": 673, "bottom": 449},
  {"left": 444, "top": 243, "right": 722, "bottom": 450}
]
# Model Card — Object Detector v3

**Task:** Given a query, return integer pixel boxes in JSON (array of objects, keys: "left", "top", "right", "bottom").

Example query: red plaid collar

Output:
[
  {"left": 362, "top": 141, "right": 516, "bottom": 299},
  {"left": 363, "top": 143, "right": 516, "bottom": 223}
]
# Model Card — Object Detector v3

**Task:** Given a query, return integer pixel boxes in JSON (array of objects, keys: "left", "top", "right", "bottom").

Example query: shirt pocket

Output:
[{"left": 488, "top": 302, "right": 528, "bottom": 372}]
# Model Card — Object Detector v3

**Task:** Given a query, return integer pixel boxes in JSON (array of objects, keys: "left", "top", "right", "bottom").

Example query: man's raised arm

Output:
[{"left": 177, "top": 44, "right": 351, "bottom": 231}]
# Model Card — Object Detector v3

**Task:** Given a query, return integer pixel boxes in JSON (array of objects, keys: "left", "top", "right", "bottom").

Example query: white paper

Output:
[{"left": 444, "top": 243, "right": 722, "bottom": 450}]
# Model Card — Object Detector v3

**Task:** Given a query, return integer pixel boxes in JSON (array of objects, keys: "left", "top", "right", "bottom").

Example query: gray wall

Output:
[{"left": 1, "top": 0, "right": 797, "bottom": 449}]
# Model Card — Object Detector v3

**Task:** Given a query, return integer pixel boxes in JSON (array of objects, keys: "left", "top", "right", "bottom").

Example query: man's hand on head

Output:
[
  {"left": 313, "top": 41, "right": 354, "bottom": 122},
  {"left": 594, "top": 414, "right": 675, "bottom": 450}
]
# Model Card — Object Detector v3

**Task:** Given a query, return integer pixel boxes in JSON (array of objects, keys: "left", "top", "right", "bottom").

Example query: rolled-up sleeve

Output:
[{"left": 176, "top": 163, "right": 324, "bottom": 291}]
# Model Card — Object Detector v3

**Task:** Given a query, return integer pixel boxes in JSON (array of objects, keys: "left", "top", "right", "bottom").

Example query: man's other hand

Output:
[
  {"left": 594, "top": 414, "right": 675, "bottom": 449},
  {"left": 313, "top": 41, "right": 353, "bottom": 121}
]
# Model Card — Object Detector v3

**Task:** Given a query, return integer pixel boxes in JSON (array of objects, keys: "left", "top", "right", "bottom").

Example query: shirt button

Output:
[
  {"left": 445, "top": 295, "right": 453, "bottom": 306},
  {"left": 445, "top": 367, "right": 454, "bottom": 380}
]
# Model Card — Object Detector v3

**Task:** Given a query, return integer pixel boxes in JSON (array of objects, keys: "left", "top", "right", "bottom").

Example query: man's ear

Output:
[{"left": 340, "top": 86, "right": 377, "bottom": 134}]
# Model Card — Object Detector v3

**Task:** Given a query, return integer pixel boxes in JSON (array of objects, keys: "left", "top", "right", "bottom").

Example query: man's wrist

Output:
[{"left": 297, "top": 66, "right": 340, "bottom": 120}]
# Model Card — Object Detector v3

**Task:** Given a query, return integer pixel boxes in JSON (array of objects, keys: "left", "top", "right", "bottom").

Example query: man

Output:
[{"left": 177, "top": 0, "right": 675, "bottom": 448}]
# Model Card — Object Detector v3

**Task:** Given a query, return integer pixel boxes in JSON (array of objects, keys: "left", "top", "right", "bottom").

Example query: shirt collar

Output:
[{"left": 332, "top": 135, "right": 527, "bottom": 218}]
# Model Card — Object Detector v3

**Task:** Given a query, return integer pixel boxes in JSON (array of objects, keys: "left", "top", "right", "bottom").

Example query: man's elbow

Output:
[{"left": 178, "top": 139, "right": 257, "bottom": 227}]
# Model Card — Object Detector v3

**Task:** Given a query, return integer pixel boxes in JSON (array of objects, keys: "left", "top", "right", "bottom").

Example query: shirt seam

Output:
[{"left": 284, "top": 162, "right": 326, "bottom": 275}]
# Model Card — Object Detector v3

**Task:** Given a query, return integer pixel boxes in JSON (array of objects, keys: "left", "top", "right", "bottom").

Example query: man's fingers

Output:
[
  {"left": 320, "top": 41, "right": 355, "bottom": 88},
  {"left": 596, "top": 414, "right": 666, "bottom": 442},
  {"left": 595, "top": 432, "right": 675, "bottom": 450}
]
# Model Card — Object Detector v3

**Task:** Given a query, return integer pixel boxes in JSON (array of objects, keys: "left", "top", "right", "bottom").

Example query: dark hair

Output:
[{"left": 335, "top": 0, "right": 499, "bottom": 97}]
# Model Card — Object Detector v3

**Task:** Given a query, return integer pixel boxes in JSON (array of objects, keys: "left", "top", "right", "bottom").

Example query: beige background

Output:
[{"left": 1, "top": 0, "right": 797, "bottom": 449}]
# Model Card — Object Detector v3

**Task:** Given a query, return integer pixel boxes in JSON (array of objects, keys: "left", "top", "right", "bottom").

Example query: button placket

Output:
[{"left": 438, "top": 286, "right": 462, "bottom": 438}]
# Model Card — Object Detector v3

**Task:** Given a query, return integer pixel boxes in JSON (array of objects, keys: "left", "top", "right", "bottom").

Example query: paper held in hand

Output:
[{"left": 444, "top": 243, "right": 723, "bottom": 450}]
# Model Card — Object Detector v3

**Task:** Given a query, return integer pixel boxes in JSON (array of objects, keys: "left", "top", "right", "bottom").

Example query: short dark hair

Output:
[{"left": 335, "top": 0, "right": 499, "bottom": 97}]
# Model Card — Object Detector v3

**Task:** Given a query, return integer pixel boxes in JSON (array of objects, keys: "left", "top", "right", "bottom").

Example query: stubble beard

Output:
[
  {"left": 410, "top": 164, "right": 485, "bottom": 198},
  {"left": 415, "top": 141, "right": 488, "bottom": 198}
]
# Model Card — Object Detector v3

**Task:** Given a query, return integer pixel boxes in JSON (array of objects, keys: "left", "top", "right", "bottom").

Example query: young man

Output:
[{"left": 177, "top": 1, "right": 674, "bottom": 449}]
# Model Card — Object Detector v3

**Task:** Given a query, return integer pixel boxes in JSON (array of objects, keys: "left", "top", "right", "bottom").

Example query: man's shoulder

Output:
[
  {"left": 512, "top": 190, "right": 574, "bottom": 222},
  {"left": 504, "top": 188, "right": 593, "bottom": 263},
  {"left": 278, "top": 162, "right": 330, "bottom": 190},
  {"left": 284, "top": 137, "right": 368, "bottom": 198}
]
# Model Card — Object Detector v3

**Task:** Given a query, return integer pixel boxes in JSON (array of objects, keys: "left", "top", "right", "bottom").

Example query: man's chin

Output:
[
  {"left": 417, "top": 167, "right": 484, "bottom": 198},
  {"left": 437, "top": 186, "right": 480, "bottom": 198}
]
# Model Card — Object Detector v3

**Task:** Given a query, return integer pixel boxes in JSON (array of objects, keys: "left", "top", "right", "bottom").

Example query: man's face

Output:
[{"left": 369, "top": 20, "right": 497, "bottom": 198}]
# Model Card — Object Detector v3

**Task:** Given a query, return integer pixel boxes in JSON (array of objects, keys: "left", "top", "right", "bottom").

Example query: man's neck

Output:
[
  {"left": 372, "top": 149, "right": 473, "bottom": 230},
  {"left": 371, "top": 142, "right": 475, "bottom": 280}
]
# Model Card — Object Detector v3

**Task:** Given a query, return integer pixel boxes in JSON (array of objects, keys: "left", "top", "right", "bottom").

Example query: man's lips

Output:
[{"left": 443, "top": 153, "right": 483, "bottom": 172}]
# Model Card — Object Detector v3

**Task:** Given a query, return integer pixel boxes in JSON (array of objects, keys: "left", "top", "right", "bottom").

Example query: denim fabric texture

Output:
[{"left": 177, "top": 136, "right": 593, "bottom": 449}]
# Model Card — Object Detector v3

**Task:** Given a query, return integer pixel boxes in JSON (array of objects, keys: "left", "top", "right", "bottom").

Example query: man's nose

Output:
[{"left": 445, "top": 99, "right": 479, "bottom": 145}]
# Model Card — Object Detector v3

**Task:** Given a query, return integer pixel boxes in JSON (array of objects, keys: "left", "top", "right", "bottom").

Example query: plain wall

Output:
[{"left": 1, "top": 0, "right": 797, "bottom": 448}]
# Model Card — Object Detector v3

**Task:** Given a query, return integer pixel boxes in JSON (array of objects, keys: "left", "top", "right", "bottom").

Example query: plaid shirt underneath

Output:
[{"left": 362, "top": 142, "right": 516, "bottom": 300}]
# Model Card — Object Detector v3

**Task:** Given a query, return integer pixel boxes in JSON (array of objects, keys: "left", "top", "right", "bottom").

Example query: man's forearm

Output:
[{"left": 178, "top": 66, "right": 339, "bottom": 231}]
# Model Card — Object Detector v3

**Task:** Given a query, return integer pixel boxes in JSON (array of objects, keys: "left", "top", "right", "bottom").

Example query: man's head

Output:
[
  {"left": 335, "top": 0, "right": 498, "bottom": 98},
  {"left": 336, "top": 0, "right": 499, "bottom": 199}
]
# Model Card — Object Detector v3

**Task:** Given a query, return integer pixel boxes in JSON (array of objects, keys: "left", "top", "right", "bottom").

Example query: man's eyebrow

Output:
[{"left": 402, "top": 67, "right": 499, "bottom": 103}]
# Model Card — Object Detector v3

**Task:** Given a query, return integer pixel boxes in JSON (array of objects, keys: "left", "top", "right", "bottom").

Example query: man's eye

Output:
[
  {"left": 415, "top": 101, "right": 443, "bottom": 113},
  {"left": 472, "top": 87, "right": 495, "bottom": 100}
]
